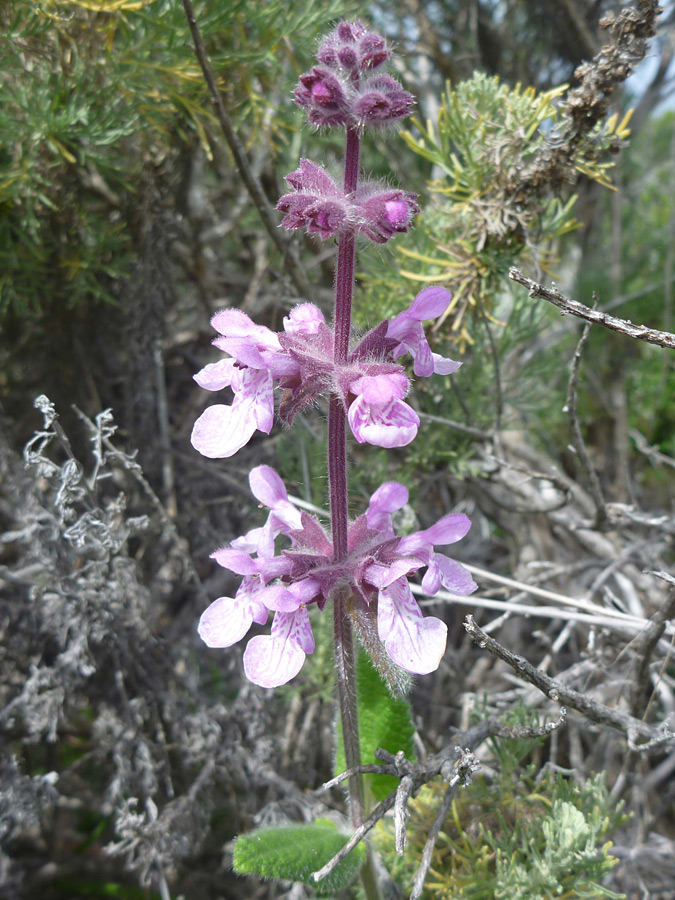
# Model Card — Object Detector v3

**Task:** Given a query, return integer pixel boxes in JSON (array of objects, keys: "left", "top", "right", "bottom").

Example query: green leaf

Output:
[
  {"left": 336, "top": 650, "right": 415, "bottom": 802},
  {"left": 233, "top": 818, "right": 365, "bottom": 896}
]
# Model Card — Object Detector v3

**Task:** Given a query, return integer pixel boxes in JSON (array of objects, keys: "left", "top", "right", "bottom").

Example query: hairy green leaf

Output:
[
  {"left": 233, "top": 818, "right": 365, "bottom": 896},
  {"left": 336, "top": 649, "right": 415, "bottom": 802}
]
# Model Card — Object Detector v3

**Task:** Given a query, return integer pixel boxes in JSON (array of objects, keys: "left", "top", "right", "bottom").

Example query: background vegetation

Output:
[{"left": 1, "top": 1, "right": 674, "bottom": 898}]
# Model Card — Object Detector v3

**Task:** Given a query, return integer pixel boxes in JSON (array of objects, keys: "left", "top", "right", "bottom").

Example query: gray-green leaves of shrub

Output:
[
  {"left": 233, "top": 818, "right": 365, "bottom": 896},
  {"left": 336, "top": 649, "right": 415, "bottom": 802}
]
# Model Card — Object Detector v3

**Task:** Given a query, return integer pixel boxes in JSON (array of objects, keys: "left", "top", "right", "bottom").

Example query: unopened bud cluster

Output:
[{"left": 295, "top": 22, "right": 414, "bottom": 129}]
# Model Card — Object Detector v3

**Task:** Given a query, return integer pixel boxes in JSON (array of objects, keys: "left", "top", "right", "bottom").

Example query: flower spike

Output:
[{"left": 197, "top": 467, "right": 476, "bottom": 687}]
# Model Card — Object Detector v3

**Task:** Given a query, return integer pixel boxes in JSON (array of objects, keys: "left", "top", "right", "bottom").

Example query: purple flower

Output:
[
  {"left": 190, "top": 308, "right": 296, "bottom": 459},
  {"left": 294, "top": 68, "right": 351, "bottom": 128},
  {"left": 197, "top": 467, "right": 476, "bottom": 687},
  {"left": 231, "top": 465, "right": 303, "bottom": 557},
  {"left": 191, "top": 291, "right": 462, "bottom": 460},
  {"left": 197, "top": 548, "right": 290, "bottom": 649},
  {"left": 277, "top": 160, "right": 350, "bottom": 239},
  {"left": 294, "top": 23, "right": 413, "bottom": 131},
  {"left": 387, "top": 287, "right": 462, "bottom": 376},
  {"left": 278, "top": 160, "right": 418, "bottom": 244},
  {"left": 353, "top": 75, "right": 415, "bottom": 126},
  {"left": 351, "top": 184, "right": 420, "bottom": 243},
  {"left": 316, "top": 21, "right": 391, "bottom": 73},
  {"left": 191, "top": 366, "right": 275, "bottom": 459},
  {"left": 365, "top": 481, "right": 409, "bottom": 534},
  {"left": 376, "top": 578, "right": 448, "bottom": 674},
  {"left": 347, "top": 372, "right": 419, "bottom": 447},
  {"left": 244, "top": 593, "right": 317, "bottom": 689}
]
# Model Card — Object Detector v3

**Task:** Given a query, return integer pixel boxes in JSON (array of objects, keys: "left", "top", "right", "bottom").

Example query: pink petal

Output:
[
  {"left": 231, "top": 368, "right": 274, "bottom": 433},
  {"left": 194, "top": 358, "right": 236, "bottom": 391},
  {"left": 210, "top": 547, "right": 258, "bottom": 575},
  {"left": 377, "top": 579, "right": 447, "bottom": 675},
  {"left": 210, "top": 309, "right": 281, "bottom": 352},
  {"left": 411, "top": 338, "right": 434, "bottom": 377},
  {"left": 258, "top": 584, "right": 298, "bottom": 612},
  {"left": 425, "top": 554, "right": 477, "bottom": 595},
  {"left": 249, "top": 465, "right": 288, "bottom": 507},
  {"left": 432, "top": 353, "right": 462, "bottom": 375},
  {"left": 283, "top": 303, "right": 327, "bottom": 336},
  {"left": 350, "top": 372, "right": 407, "bottom": 403},
  {"left": 348, "top": 395, "right": 419, "bottom": 448},
  {"left": 366, "top": 481, "right": 409, "bottom": 531},
  {"left": 364, "top": 557, "right": 418, "bottom": 588},
  {"left": 415, "top": 513, "right": 472, "bottom": 547},
  {"left": 191, "top": 404, "right": 256, "bottom": 458},
  {"left": 198, "top": 592, "right": 267, "bottom": 648},
  {"left": 243, "top": 608, "right": 314, "bottom": 688},
  {"left": 230, "top": 526, "right": 263, "bottom": 554},
  {"left": 408, "top": 286, "right": 452, "bottom": 321}
]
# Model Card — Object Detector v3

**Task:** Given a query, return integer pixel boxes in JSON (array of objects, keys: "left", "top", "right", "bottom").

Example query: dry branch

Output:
[
  {"left": 180, "top": 0, "right": 310, "bottom": 299},
  {"left": 566, "top": 312, "right": 608, "bottom": 528},
  {"left": 463, "top": 615, "right": 674, "bottom": 747},
  {"left": 509, "top": 267, "right": 675, "bottom": 349}
]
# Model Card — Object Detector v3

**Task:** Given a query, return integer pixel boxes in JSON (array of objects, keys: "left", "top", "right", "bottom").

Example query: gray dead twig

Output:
[
  {"left": 509, "top": 268, "right": 675, "bottom": 349},
  {"left": 565, "top": 308, "right": 608, "bottom": 529},
  {"left": 463, "top": 615, "right": 674, "bottom": 747}
]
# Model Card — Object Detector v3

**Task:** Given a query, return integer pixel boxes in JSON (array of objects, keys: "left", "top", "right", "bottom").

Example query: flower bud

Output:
[
  {"left": 277, "top": 160, "right": 351, "bottom": 240},
  {"left": 351, "top": 185, "right": 419, "bottom": 243},
  {"left": 294, "top": 68, "right": 350, "bottom": 127},
  {"left": 316, "top": 21, "right": 392, "bottom": 76},
  {"left": 359, "top": 33, "right": 389, "bottom": 70},
  {"left": 355, "top": 75, "right": 414, "bottom": 126}
]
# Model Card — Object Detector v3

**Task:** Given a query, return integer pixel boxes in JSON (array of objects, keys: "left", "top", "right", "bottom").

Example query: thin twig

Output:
[
  {"left": 72, "top": 406, "right": 207, "bottom": 603},
  {"left": 409, "top": 780, "right": 458, "bottom": 900},
  {"left": 630, "top": 428, "right": 675, "bottom": 469},
  {"left": 509, "top": 267, "right": 675, "bottom": 349},
  {"left": 628, "top": 585, "right": 675, "bottom": 718},
  {"left": 417, "top": 585, "right": 675, "bottom": 642},
  {"left": 153, "top": 341, "right": 177, "bottom": 518},
  {"left": 313, "top": 719, "right": 500, "bottom": 885},
  {"left": 417, "top": 411, "right": 493, "bottom": 441},
  {"left": 565, "top": 308, "right": 608, "bottom": 528},
  {"left": 394, "top": 774, "right": 415, "bottom": 855},
  {"left": 179, "top": 0, "right": 310, "bottom": 299},
  {"left": 311, "top": 793, "right": 397, "bottom": 883},
  {"left": 478, "top": 302, "right": 503, "bottom": 430},
  {"left": 463, "top": 615, "right": 674, "bottom": 747}
]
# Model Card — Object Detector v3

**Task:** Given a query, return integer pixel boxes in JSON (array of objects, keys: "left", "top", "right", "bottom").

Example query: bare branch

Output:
[
  {"left": 509, "top": 267, "right": 675, "bottom": 349},
  {"left": 463, "top": 615, "right": 674, "bottom": 747},
  {"left": 627, "top": 584, "right": 675, "bottom": 718},
  {"left": 409, "top": 780, "right": 458, "bottom": 900},
  {"left": 311, "top": 793, "right": 397, "bottom": 883},
  {"left": 565, "top": 308, "right": 608, "bottom": 528},
  {"left": 179, "top": 0, "right": 310, "bottom": 299}
]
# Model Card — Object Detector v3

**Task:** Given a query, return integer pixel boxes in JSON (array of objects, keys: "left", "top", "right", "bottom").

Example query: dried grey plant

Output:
[{"left": 0, "top": 397, "right": 323, "bottom": 899}]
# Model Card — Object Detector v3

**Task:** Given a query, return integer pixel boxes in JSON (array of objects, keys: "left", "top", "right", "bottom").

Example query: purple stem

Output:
[{"left": 329, "top": 126, "right": 364, "bottom": 829}]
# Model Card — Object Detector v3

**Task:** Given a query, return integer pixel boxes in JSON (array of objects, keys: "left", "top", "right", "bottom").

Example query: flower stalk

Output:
[
  {"left": 330, "top": 122, "right": 363, "bottom": 831},
  {"left": 189, "top": 20, "right": 479, "bottom": 897}
]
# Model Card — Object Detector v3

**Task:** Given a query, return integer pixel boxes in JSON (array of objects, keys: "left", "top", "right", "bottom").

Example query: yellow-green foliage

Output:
[
  {"left": 375, "top": 718, "right": 627, "bottom": 900},
  {"left": 380, "top": 73, "right": 631, "bottom": 345},
  {"left": 0, "top": 0, "right": 351, "bottom": 316}
]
